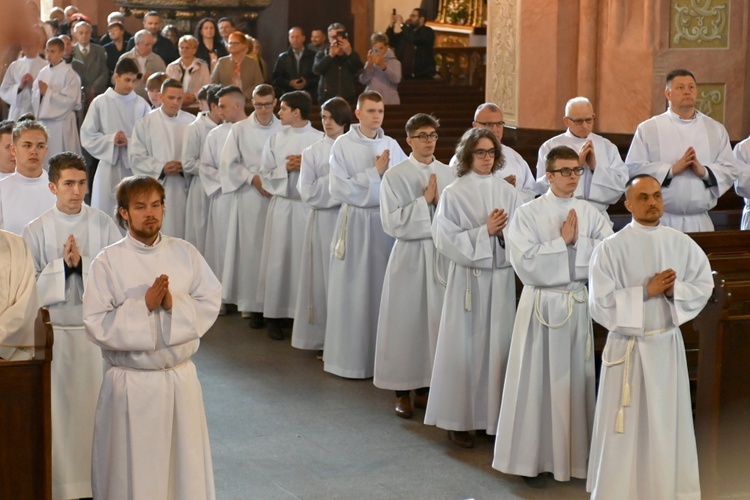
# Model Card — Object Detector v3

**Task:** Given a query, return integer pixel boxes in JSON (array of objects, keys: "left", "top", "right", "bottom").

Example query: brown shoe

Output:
[
  {"left": 413, "top": 392, "right": 428, "bottom": 409},
  {"left": 447, "top": 430, "right": 475, "bottom": 449},
  {"left": 395, "top": 395, "right": 413, "bottom": 419}
]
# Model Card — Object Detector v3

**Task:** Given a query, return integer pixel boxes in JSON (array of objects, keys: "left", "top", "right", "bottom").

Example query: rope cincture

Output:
[
  {"left": 533, "top": 285, "right": 592, "bottom": 360},
  {"left": 333, "top": 204, "right": 348, "bottom": 260}
]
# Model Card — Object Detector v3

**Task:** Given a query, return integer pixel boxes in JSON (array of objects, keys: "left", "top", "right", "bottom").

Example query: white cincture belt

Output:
[
  {"left": 534, "top": 285, "right": 592, "bottom": 360},
  {"left": 602, "top": 327, "right": 670, "bottom": 433},
  {"left": 52, "top": 325, "right": 85, "bottom": 331},
  {"left": 110, "top": 357, "right": 191, "bottom": 372},
  {"left": 464, "top": 267, "right": 482, "bottom": 311}
]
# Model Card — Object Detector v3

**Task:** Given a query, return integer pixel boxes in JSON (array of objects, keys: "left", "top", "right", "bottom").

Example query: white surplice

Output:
[
  {"left": 22, "top": 205, "right": 121, "bottom": 500},
  {"left": 586, "top": 221, "right": 712, "bottom": 500},
  {"left": 80, "top": 88, "right": 152, "bottom": 222},
  {"left": 83, "top": 232, "right": 221, "bottom": 500},
  {"left": 291, "top": 137, "right": 339, "bottom": 349},
  {"left": 0, "top": 55, "right": 47, "bottom": 120},
  {"left": 129, "top": 108, "right": 195, "bottom": 238},
  {"left": 324, "top": 125, "right": 407, "bottom": 379},
  {"left": 0, "top": 172, "right": 56, "bottom": 235},
  {"left": 218, "top": 113, "right": 282, "bottom": 311},
  {"left": 425, "top": 171, "right": 522, "bottom": 432},
  {"left": 374, "top": 155, "right": 454, "bottom": 391},
  {"left": 731, "top": 137, "right": 750, "bottom": 229},
  {"left": 182, "top": 112, "right": 219, "bottom": 254},
  {"left": 257, "top": 122, "right": 323, "bottom": 318},
  {"left": 31, "top": 62, "right": 82, "bottom": 159},
  {"left": 0, "top": 229, "right": 39, "bottom": 361},
  {"left": 493, "top": 190, "right": 612, "bottom": 480},
  {"left": 625, "top": 110, "right": 738, "bottom": 232},
  {"left": 200, "top": 122, "right": 233, "bottom": 278},
  {"left": 450, "top": 144, "right": 539, "bottom": 202},
  {"left": 537, "top": 130, "right": 628, "bottom": 220}
]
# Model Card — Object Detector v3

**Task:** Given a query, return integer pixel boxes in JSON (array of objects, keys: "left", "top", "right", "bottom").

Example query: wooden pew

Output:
[{"left": 0, "top": 308, "right": 53, "bottom": 500}]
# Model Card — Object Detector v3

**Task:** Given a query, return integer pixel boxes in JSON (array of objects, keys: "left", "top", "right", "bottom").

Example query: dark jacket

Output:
[
  {"left": 271, "top": 47, "right": 319, "bottom": 97},
  {"left": 386, "top": 24, "right": 436, "bottom": 79},
  {"left": 103, "top": 41, "right": 128, "bottom": 78},
  {"left": 195, "top": 42, "right": 228, "bottom": 71},
  {"left": 312, "top": 48, "right": 363, "bottom": 104},
  {"left": 126, "top": 33, "right": 179, "bottom": 65}
]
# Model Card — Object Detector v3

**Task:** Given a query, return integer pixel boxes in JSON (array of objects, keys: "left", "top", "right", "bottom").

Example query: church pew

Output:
[{"left": 0, "top": 307, "right": 53, "bottom": 500}]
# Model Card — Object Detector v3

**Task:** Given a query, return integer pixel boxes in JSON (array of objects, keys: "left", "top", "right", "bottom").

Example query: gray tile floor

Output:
[{"left": 195, "top": 314, "right": 589, "bottom": 500}]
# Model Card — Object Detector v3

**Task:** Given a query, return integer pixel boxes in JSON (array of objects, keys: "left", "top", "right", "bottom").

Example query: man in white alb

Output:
[
  {"left": 324, "top": 90, "right": 407, "bottom": 379},
  {"left": 80, "top": 58, "right": 152, "bottom": 222},
  {"left": 587, "top": 174, "right": 713, "bottom": 499},
  {"left": 625, "top": 68, "right": 737, "bottom": 232},
  {"left": 731, "top": 136, "right": 750, "bottom": 230},
  {"left": 22, "top": 152, "right": 121, "bottom": 500},
  {"left": 537, "top": 97, "right": 628, "bottom": 223},
  {"left": 258, "top": 90, "right": 323, "bottom": 340},
  {"left": 83, "top": 175, "right": 220, "bottom": 500},
  {"left": 130, "top": 78, "right": 195, "bottom": 238},
  {"left": 0, "top": 229, "right": 39, "bottom": 361}
]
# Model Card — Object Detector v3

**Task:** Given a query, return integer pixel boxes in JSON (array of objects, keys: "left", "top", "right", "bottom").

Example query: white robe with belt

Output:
[
  {"left": 83, "top": 232, "right": 221, "bottom": 500},
  {"left": 425, "top": 171, "right": 522, "bottom": 432},
  {"left": 80, "top": 88, "right": 151, "bottom": 223},
  {"left": 493, "top": 190, "right": 612, "bottom": 480},
  {"left": 0, "top": 173, "right": 56, "bottom": 235},
  {"left": 374, "top": 155, "right": 454, "bottom": 391},
  {"left": 291, "top": 137, "right": 339, "bottom": 350},
  {"left": 22, "top": 205, "right": 121, "bottom": 500},
  {"left": 257, "top": 122, "right": 323, "bottom": 318},
  {"left": 0, "top": 55, "right": 47, "bottom": 120},
  {"left": 0, "top": 230, "right": 39, "bottom": 361},
  {"left": 32, "top": 62, "right": 82, "bottom": 159},
  {"left": 586, "top": 221, "right": 712, "bottom": 500},
  {"left": 625, "top": 110, "right": 737, "bottom": 232},
  {"left": 130, "top": 108, "right": 195, "bottom": 238},
  {"left": 218, "top": 113, "right": 283, "bottom": 311},
  {"left": 731, "top": 137, "right": 750, "bottom": 229},
  {"left": 324, "top": 125, "right": 407, "bottom": 378}
]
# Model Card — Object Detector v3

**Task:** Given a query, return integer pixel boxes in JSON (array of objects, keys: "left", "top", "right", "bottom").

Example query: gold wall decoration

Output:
[
  {"left": 436, "top": 0, "right": 486, "bottom": 28},
  {"left": 486, "top": 0, "right": 518, "bottom": 124},
  {"left": 696, "top": 83, "right": 726, "bottom": 123},
  {"left": 670, "top": 0, "right": 729, "bottom": 48}
]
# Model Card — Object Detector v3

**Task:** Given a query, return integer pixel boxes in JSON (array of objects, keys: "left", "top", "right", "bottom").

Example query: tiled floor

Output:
[{"left": 195, "top": 314, "right": 589, "bottom": 500}]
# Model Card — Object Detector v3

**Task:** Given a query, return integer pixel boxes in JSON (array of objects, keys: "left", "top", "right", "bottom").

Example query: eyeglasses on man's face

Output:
[
  {"left": 566, "top": 116, "right": 594, "bottom": 126},
  {"left": 472, "top": 148, "right": 496, "bottom": 159},
  {"left": 253, "top": 101, "right": 274, "bottom": 109},
  {"left": 475, "top": 121, "right": 505, "bottom": 129},
  {"left": 409, "top": 132, "right": 438, "bottom": 142},
  {"left": 549, "top": 166, "right": 585, "bottom": 177}
]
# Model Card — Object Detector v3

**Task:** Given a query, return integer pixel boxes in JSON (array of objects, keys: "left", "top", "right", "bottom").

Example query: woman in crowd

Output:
[
  {"left": 166, "top": 35, "right": 210, "bottom": 106},
  {"left": 103, "top": 22, "right": 128, "bottom": 78},
  {"left": 247, "top": 35, "right": 270, "bottom": 83},
  {"left": 359, "top": 32, "right": 401, "bottom": 105},
  {"left": 210, "top": 31, "right": 264, "bottom": 100},
  {"left": 194, "top": 18, "right": 227, "bottom": 72},
  {"left": 161, "top": 25, "right": 180, "bottom": 47}
]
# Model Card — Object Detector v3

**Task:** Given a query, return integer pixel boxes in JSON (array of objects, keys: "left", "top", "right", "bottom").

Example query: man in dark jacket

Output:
[
  {"left": 312, "top": 23, "right": 363, "bottom": 104},
  {"left": 387, "top": 8, "right": 436, "bottom": 79},
  {"left": 272, "top": 27, "right": 319, "bottom": 100},
  {"left": 125, "top": 11, "right": 179, "bottom": 65}
]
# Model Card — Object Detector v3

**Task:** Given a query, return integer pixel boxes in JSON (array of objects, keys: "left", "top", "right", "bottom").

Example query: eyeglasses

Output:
[
  {"left": 253, "top": 101, "right": 274, "bottom": 109},
  {"left": 472, "top": 148, "right": 496, "bottom": 159},
  {"left": 409, "top": 132, "right": 438, "bottom": 142},
  {"left": 549, "top": 167, "right": 585, "bottom": 177},
  {"left": 475, "top": 121, "right": 505, "bottom": 129},
  {"left": 566, "top": 116, "right": 594, "bottom": 125}
]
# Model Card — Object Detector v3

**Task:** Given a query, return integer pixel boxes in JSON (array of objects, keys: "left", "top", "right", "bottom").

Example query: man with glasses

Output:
[
  {"left": 452, "top": 103, "right": 538, "bottom": 201},
  {"left": 537, "top": 97, "right": 628, "bottom": 224},
  {"left": 494, "top": 145, "right": 612, "bottom": 484}
]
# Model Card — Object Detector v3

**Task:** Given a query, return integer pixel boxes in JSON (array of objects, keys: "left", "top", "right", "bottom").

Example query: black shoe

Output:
[
  {"left": 522, "top": 474, "right": 548, "bottom": 488},
  {"left": 248, "top": 312, "right": 264, "bottom": 329},
  {"left": 267, "top": 320, "right": 284, "bottom": 340}
]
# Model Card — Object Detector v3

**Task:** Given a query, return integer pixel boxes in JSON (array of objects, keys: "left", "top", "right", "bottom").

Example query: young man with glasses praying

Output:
[
  {"left": 536, "top": 97, "right": 629, "bottom": 224},
  {"left": 493, "top": 145, "right": 612, "bottom": 484}
]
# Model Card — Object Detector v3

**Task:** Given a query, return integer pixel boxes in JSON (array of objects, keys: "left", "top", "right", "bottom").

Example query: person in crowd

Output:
[
  {"left": 537, "top": 96, "right": 629, "bottom": 223},
  {"left": 166, "top": 35, "right": 210, "bottom": 106},
  {"left": 247, "top": 36, "right": 270, "bottom": 83},
  {"left": 194, "top": 18, "right": 227, "bottom": 72},
  {"left": 72, "top": 21, "right": 109, "bottom": 112},
  {"left": 493, "top": 145, "right": 612, "bottom": 482},
  {"left": 118, "top": 29, "right": 167, "bottom": 100},
  {"left": 22, "top": 152, "right": 121, "bottom": 500},
  {"left": 103, "top": 22, "right": 129, "bottom": 79},
  {"left": 359, "top": 32, "right": 401, "bottom": 105},
  {"left": 217, "top": 17, "right": 235, "bottom": 48},
  {"left": 291, "top": 96, "right": 352, "bottom": 353},
  {"left": 387, "top": 8, "right": 436, "bottom": 79},
  {"left": 307, "top": 28, "right": 327, "bottom": 53},
  {"left": 125, "top": 11, "right": 179, "bottom": 64},
  {"left": 210, "top": 31, "right": 264, "bottom": 100},
  {"left": 99, "top": 11, "right": 132, "bottom": 45},
  {"left": 587, "top": 174, "right": 712, "bottom": 499},
  {"left": 161, "top": 25, "right": 180, "bottom": 47},
  {"left": 83, "top": 175, "right": 220, "bottom": 500},
  {"left": 145, "top": 71, "right": 168, "bottom": 108},
  {"left": 312, "top": 23, "right": 363, "bottom": 104},
  {"left": 0, "top": 33, "right": 46, "bottom": 120},
  {"left": 271, "top": 27, "right": 319, "bottom": 99},
  {"left": 374, "top": 113, "right": 453, "bottom": 418},
  {"left": 625, "top": 68, "right": 737, "bottom": 232},
  {"left": 0, "top": 121, "right": 16, "bottom": 180},
  {"left": 324, "top": 90, "right": 407, "bottom": 379}
]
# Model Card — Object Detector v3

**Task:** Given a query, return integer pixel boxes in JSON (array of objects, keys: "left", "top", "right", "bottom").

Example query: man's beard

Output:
[{"left": 131, "top": 219, "right": 161, "bottom": 240}]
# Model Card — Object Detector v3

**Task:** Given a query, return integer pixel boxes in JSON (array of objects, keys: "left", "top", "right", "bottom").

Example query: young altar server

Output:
[
  {"left": 324, "top": 90, "right": 407, "bottom": 379},
  {"left": 0, "top": 229, "right": 39, "bottom": 361},
  {"left": 291, "top": 97, "right": 351, "bottom": 351},
  {"left": 129, "top": 78, "right": 195, "bottom": 238},
  {"left": 218, "top": 84, "right": 282, "bottom": 327},
  {"left": 0, "top": 36, "right": 46, "bottom": 121},
  {"left": 425, "top": 128, "right": 522, "bottom": 449},
  {"left": 80, "top": 58, "right": 152, "bottom": 222},
  {"left": 587, "top": 174, "right": 713, "bottom": 499},
  {"left": 22, "top": 153, "right": 121, "bottom": 500},
  {"left": 258, "top": 90, "right": 323, "bottom": 340},
  {"left": 374, "top": 113, "right": 454, "bottom": 418},
  {"left": 83, "top": 175, "right": 221, "bottom": 500},
  {"left": 32, "top": 37, "right": 82, "bottom": 159},
  {"left": 493, "top": 145, "right": 612, "bottom": 481}
]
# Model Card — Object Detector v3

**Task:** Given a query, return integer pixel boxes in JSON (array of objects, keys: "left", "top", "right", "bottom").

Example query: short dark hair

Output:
[
  {"left": 114, "top": 57, "right": 141, "bottom": 77},
  {"left": 216, "top": 85, "right": 246, "bottom": 105},
  {"left": 357, "top": 90, "right": 383, "bottom": 108},
  {"left": 666, "top": 68, "right": 696, "bottom": 88},
  {"left": 280, "top": 91, "right": 312, "bottom": 120},
  {"left": 0, "top": 120, "right": 14, "bottom": 138},
  {"left": 200, "top": 84, "right": 223, "bottom": 106},
  {"left": 321, "top": 97, "right": 353, "bottom": 132},
  {"left": 415, "top": 8, "right": 427, "bottom": 19},
  {"left": 545, "top": 145, "right": 580, "bottom": 172},
  {"left": 252, "top": 83, "right": 275, "bottom": 99},
  {"left": 160, "top": 78, "right": 183, "bottom": 93},
  {"left": 454, "top": 128, "right": 504, "bottom": 177},
  {"left": 625, "top": 173, "right": 659, "bottom": 190},
  {"left": 115, "top": 175, "right": 165, "bottom": 229},
  {"left": 146, "top": 72, "right": 167, "bottom": 92},
  {"left": 405, "top": 113, "right": 439, "bottom": 136},
  {"left": 12, "top": 119, "right": 47, "bottom": 143},
  {"left": 47, "top": 37, "right": 64, "bottom": 51},
  {"left": 217, "top": 17, "right": 234, "bottom": 26},
  {"left": 48, "top": 152, "right": 86, "bottom": 184}
]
